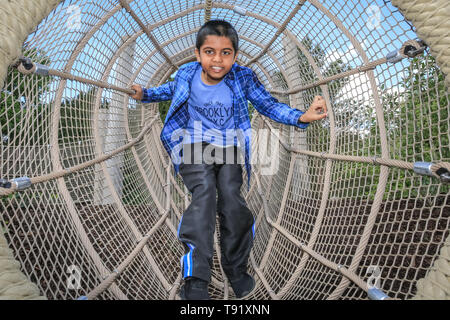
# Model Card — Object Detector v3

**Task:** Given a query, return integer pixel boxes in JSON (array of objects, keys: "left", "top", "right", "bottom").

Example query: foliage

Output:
[
  {"left": 398, "top": 54, "right": 448, "bottom": 162},
  {"left": 59, "top": 87, "right": 109, "bottom": 144},
  {"left": 284, "top": 38, "right": 449, "bottom": 200},
  {"left": 158, "top": 77, "right": 174, "bottom": 123},
  {"left": 387, "top": 54, "right": 449, "bottom": 199},
  {"left": 331, "top": 54, "right": 449, "bottom": 200},
  {"left": 0, "top": 48, "right": 52, "bottom": 145}
]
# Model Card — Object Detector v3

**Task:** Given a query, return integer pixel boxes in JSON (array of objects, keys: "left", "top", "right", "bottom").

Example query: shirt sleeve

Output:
[
  {"left": 141, "top": 81, "right": 175, "bottom": 103},
  {"left": 245, "top": 70, "right": 309, "bottom": 129}
]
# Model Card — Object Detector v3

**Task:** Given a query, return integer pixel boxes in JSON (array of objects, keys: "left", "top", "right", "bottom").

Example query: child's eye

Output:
[{"left": 205, "top": 50, "right": 214, "bottom": 55}]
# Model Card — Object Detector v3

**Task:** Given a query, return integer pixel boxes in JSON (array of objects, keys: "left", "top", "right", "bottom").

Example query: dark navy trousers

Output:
[{"left": 177, "top": 143, "right": 255, "bottom": 283}]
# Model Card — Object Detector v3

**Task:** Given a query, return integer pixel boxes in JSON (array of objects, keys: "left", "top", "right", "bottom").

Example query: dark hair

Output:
[{"left": 196, "top": 20, "right": 239, "bottom": 53}]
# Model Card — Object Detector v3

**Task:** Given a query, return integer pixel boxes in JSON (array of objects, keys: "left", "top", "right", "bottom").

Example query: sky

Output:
[{"left": 25, "top": 0, "right": 419, "bottom": 103}]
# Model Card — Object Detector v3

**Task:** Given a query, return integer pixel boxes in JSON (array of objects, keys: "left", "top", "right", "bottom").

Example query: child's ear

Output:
[
  {"left": 195, "top": 48, "right": 201, "bottom": 62},
  {"left": 233, "top": 51, "right": 238, "bottom": 63}
]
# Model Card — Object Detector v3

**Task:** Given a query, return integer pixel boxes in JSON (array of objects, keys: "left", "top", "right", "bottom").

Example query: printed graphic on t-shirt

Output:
[
  {"left": 191, "top": 101, "right": 233, "bottom": 127},
  {"left": 184, "top": 68, "right": 235, "bottom": 146}
]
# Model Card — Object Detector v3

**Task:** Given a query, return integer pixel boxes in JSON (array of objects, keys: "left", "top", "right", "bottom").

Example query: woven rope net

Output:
[{"left": 0, "top": 0, "right": 449, "bottom": 300}]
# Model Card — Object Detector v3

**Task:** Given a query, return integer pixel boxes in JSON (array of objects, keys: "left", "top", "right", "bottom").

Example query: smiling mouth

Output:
[{"left": 211, "top": 66, "right": 224, "bottom": 72}]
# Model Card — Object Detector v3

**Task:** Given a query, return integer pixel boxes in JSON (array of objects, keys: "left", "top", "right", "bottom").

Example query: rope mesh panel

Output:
[{"left": 0, "top": 0, "right": 449, "bottom": 300}]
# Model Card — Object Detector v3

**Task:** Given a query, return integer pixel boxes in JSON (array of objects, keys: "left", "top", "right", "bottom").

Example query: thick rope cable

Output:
[
  {"left": 252, "top": 172, "right": 394, "bottom": 299},
  {"left": 261, "top": 117, "right": 450, "bottom": 181},
  {"left": 0, "top": 0, "right": 63, "bottom": 300},
  {"left": 0, "top": 0, "right": 61, "bottom": 89},
  {"left": 0, "top": 0, "right": 448, "bottom": 301},
  {"left": 270, "top": 57, "right": 387, "bottom": 95},
  {"left": 16, "top": 62, "right": 135, "bottom": 95},
  {"left": 244, "top": 1, "right": 306, "bottom": 66},
  {"left": 0, "top": 231, "right": 46, "bottom": 300},
  {"left": 391, "top": 0, "right": 450, "bottom": 94},
  {"left": 85, "top": 164, "right": 172, "bottom": 300},
  {"left": 119, "top": 0, "right": 178, "bottom": 70},
  {"left": 412, "top": 236, "right": 450, "bottom": 299},
  {"left": 0, "top": 117, "right": 158, "bottom": 197},
  {"left": 204, "top": 0, "right": 213, "bottom": 22},
  {"left": 269, "top": 38, "right": 427, "bottom": 95}
]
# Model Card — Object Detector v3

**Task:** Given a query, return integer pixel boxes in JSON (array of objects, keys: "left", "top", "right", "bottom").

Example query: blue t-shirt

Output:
[{"left": 184, "top": 68, "right": 236, "bottom": 147}]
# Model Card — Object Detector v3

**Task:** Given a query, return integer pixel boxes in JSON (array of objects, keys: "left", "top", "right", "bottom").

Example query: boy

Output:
[{"left": 130, "top": 20, "right": 327, "bottom": 300}]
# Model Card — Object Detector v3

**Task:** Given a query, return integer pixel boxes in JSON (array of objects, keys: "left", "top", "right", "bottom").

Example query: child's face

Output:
[{"left": 195, "top": 35, "right": 237, "bottom": 85}]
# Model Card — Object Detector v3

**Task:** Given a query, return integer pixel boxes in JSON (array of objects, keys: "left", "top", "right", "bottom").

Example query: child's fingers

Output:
[
  {"left": 322, "top": 100, "right": 327, "bottom": 114},
  {"left": 312, "top": 96, "right": 326, "bottom": 110},
  {"left": 310, "top": 113, "right": 327, "bottom": 121},
  {"left": 318, "top": 99, "right": 327, "bottom": 113},
  {"left": 129, "top": 84, "right": 143, "bottom": 99},
  {"left": 313, "top": 103, "right": 324, "bottom": 113},
  {"left": 313, "top": 95, "right": 322, "bottom": 104}
]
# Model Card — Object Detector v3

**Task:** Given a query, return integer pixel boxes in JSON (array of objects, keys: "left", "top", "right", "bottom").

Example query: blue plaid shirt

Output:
[{"left": 142, "top": 62, "right": 308, "bottom": 187}]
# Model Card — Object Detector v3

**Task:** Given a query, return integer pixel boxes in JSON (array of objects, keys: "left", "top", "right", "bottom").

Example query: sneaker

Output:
[
  {"left": 230, "top": 273, "right": 255, "bottom": 298},
  {"left": 179, "top": 277, "right": 211, "bottom": 300}
]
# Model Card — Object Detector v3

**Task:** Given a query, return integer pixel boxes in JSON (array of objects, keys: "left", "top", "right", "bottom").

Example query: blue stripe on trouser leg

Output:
[
  {"left": 178, "top": 159, "right": 217, "bottom": 282},
  {"left": 181, "top": 243, "right": 195, "bottom": 278},
  {"left": 178, "top": 215, "right": 195, "bottom": 278},
  {"left": 177, "top": 215, "right": 183, "bottom": 238},
  {"left": 252, "top": 217, "right": 255, "bottom": 239},
  {"left": 187, "top": 243, "right": 195, "bottom": 277}
]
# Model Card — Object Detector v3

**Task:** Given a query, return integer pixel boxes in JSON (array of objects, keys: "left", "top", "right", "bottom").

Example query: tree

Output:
[
  {"left": 158, "top": 77, "right": 175, "bottom": 123},
  {"left": 59, "top": 88, "right": 110, "bottom": 144},
  {"left": 398, "top": 54, "right": 448, "bottom": 162},
  {"left": 274, "top": 36, "right": 353, "bottom": 151},
  {"left": 0, "top": 48, "right": 52, "bottom": 145},
  {"left": 386, "top": 54, "right": 449, "bottom": 199}
]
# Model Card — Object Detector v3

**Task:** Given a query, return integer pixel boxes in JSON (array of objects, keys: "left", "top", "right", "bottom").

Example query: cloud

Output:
[
  {"left": 336, "top": 72, "right": 374, "bottom": 103},
  {"left": 323, "top": 42, "right": 365, "bottom": 70}
]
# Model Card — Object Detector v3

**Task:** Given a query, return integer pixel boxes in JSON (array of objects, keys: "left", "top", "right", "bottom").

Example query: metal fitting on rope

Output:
[
  {"left": 17, "top": 57, "right": 50, "bottom": 76},
  {"left": 436, "top": 168, "right": 450, "bottom": 184},
  {"left": 0, "top": 178, "right": 12, "bottom": 189},
  {"left": 403, "top": 40, "right": 426, "bottom": 58},
  {"left": 367, "top": 288, "right": 389, "bottom": 300},
  {"left": 413, "top": 162, "right": 434, "bottom": 177},
  {"left": 386, "top": 50, "right": 403, "bottom": 63},
  {"left": 11, "top": 176, "right": 32, "bottom": 191},
  {"left": 413, "top": 162, "right": 449, "bottom": 183},
  {"left": 18, "top": 57, "right": 34, "bottom": 71},
  {"left": 387, "top": 39, "right": 427, "bottom": 63},
  {"left": 34, "top": 64, "right": 50, "bottom": 76}
]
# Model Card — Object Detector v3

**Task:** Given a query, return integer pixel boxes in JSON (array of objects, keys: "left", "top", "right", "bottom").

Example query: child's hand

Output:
[
  {"left": 130, "top": 84, "right": 144, "bottom": 100},
  {"left": 299, "top": 95, "right": 327, "bottom": 123}
]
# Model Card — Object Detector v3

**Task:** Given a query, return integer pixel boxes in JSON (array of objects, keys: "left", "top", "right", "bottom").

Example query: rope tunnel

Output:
[{"left": 0, "top": 0, "right": 449, "bottom": 300}]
